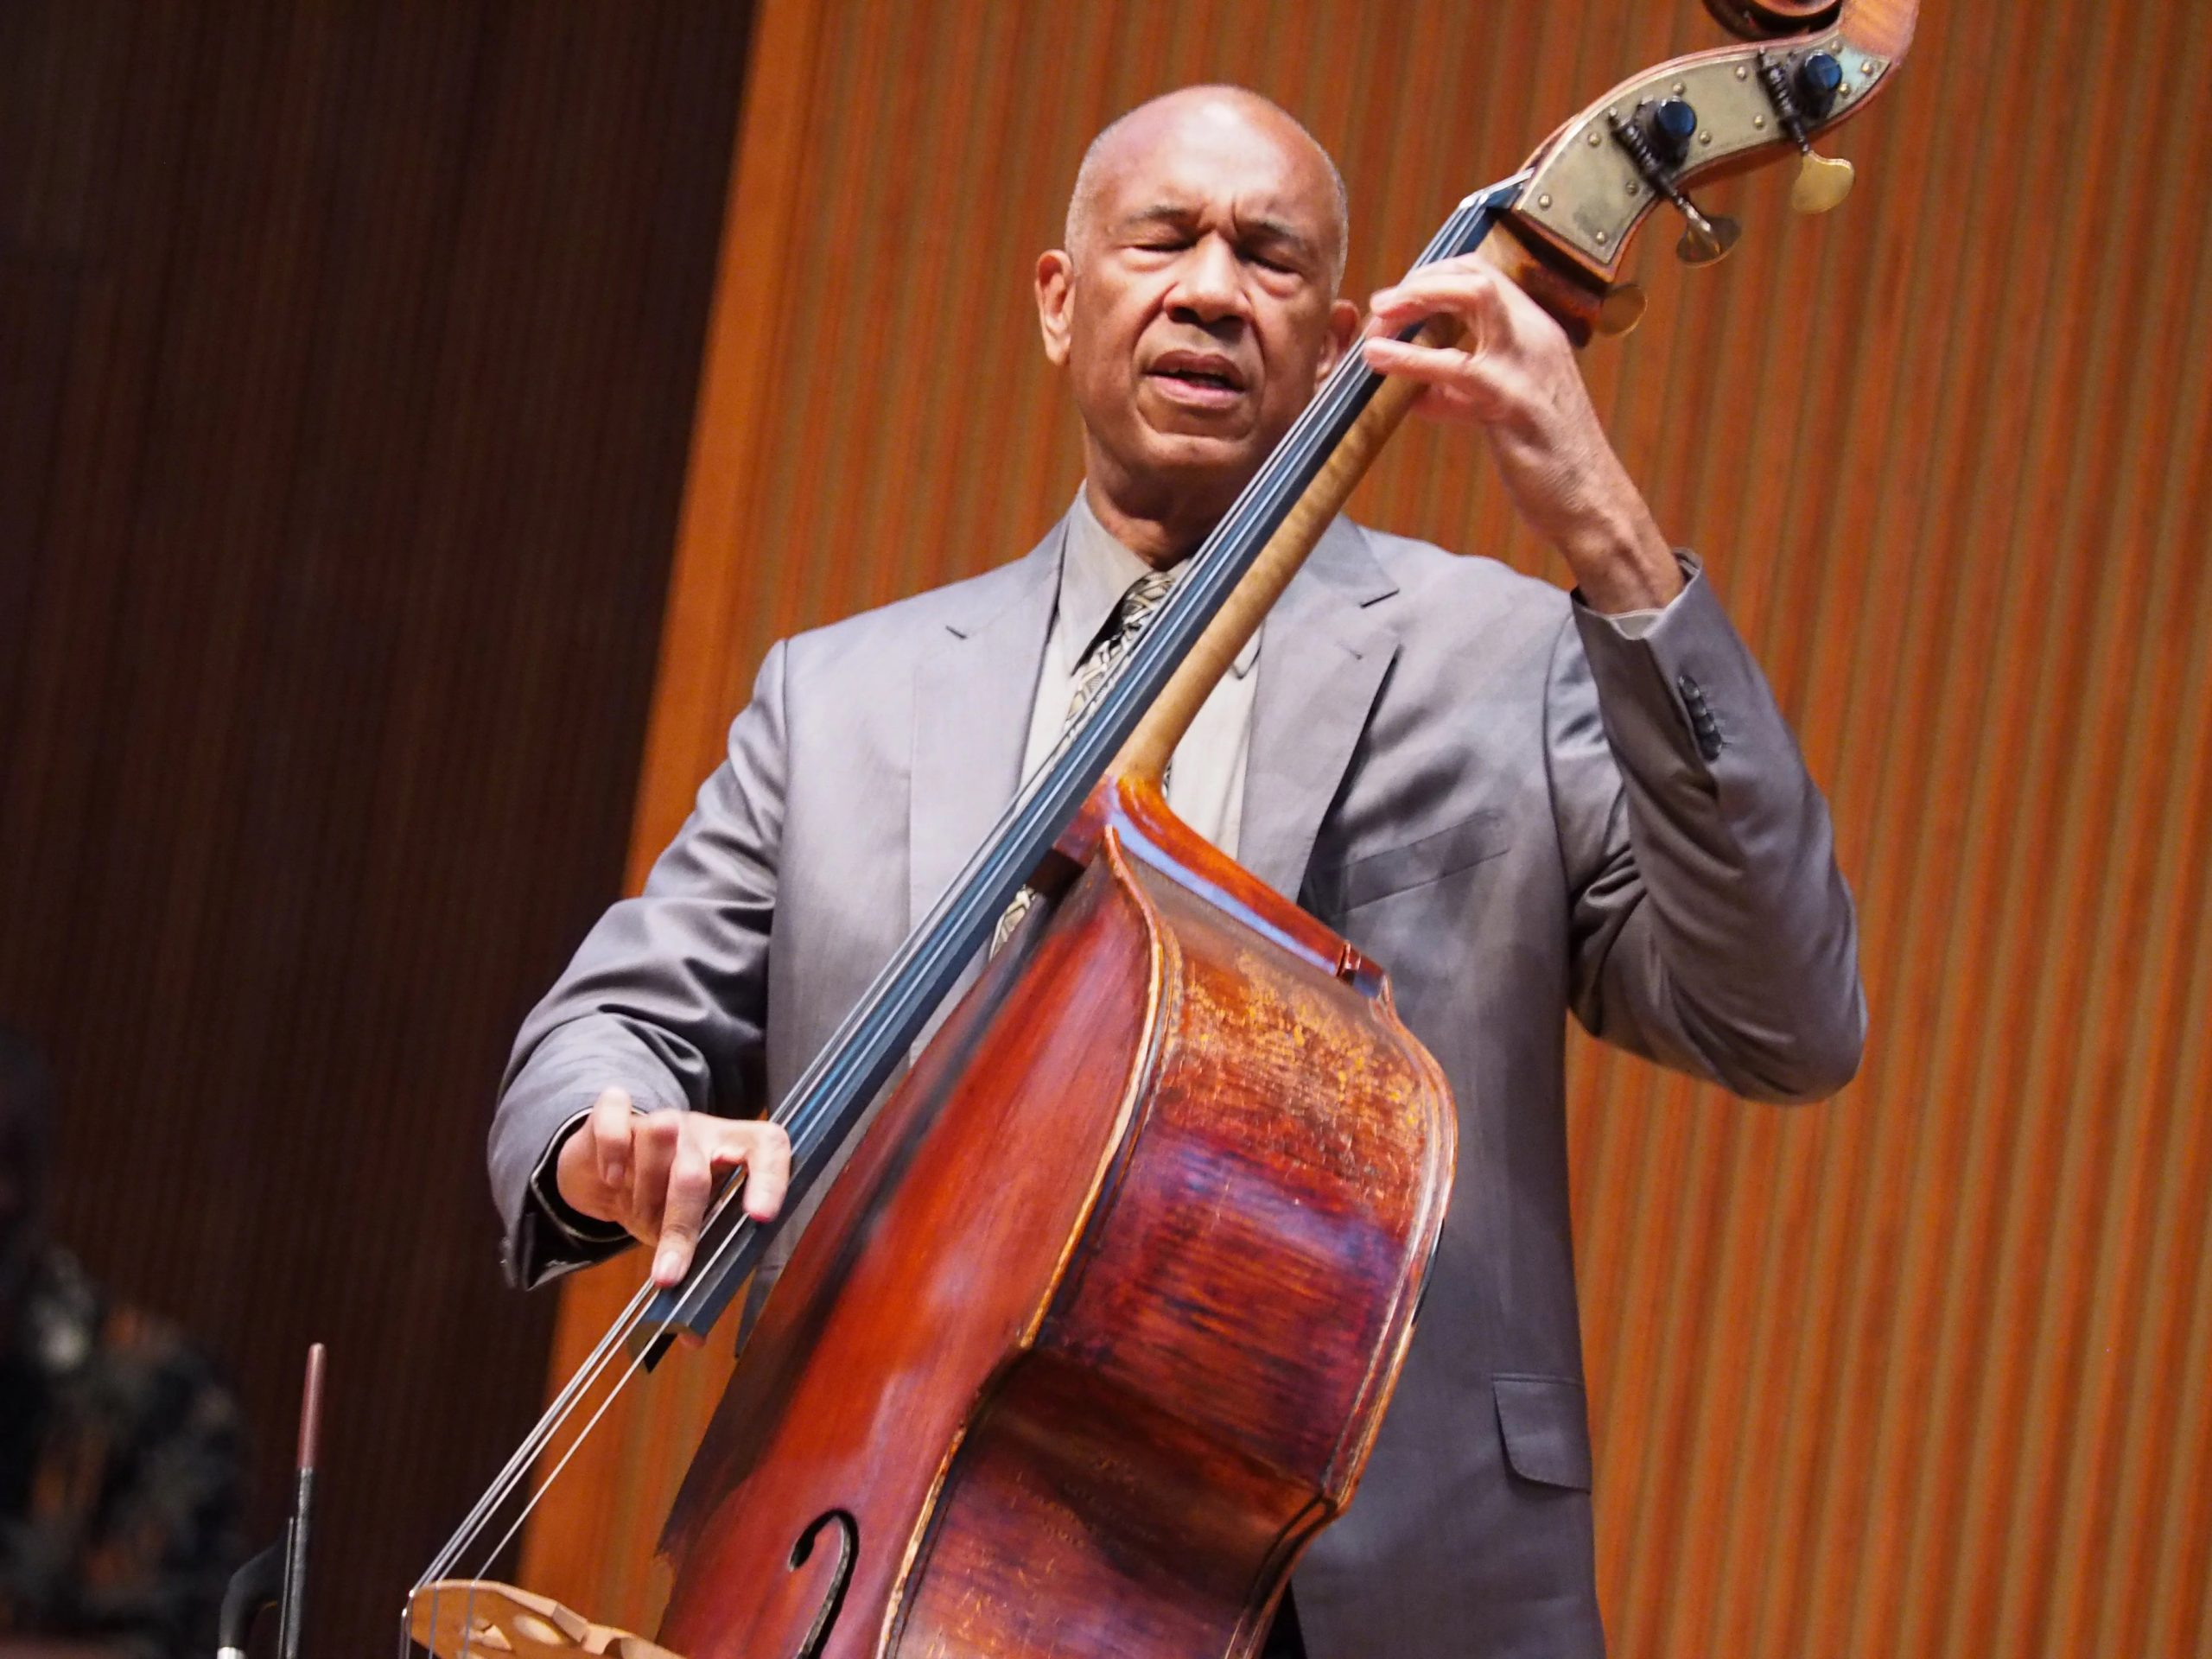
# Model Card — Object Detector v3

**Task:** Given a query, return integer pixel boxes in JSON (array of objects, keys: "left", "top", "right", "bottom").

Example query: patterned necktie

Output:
[{"left": 990, "top": 568, "right": 1179, "bottom": 953}]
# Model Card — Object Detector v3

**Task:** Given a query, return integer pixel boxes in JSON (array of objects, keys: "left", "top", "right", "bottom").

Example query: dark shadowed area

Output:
[{"left": 0, "top": 3, "right": 752, "bottom": 1650}]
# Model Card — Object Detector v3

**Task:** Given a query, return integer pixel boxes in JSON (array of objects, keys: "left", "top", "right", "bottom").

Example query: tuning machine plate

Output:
[{"left": 1516, "top": 35, "right": 1886, "bottom": 270}]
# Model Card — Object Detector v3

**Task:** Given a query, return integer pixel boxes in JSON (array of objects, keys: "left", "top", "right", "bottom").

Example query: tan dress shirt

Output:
[
  {"left": 1020, "top": 489, "right": 1262, "bottom": 858},
  {"left": 1020, "top": 486, "right": 1666, "bottom": 864}
]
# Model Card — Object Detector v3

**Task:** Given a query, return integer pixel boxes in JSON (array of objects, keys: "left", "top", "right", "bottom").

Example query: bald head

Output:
[
  {"left": 1035, "top": 83, "right": 1363, "bottom": 559},
  {"left": 1065, "top": 86, "right": 1350, "bottom": 292}
]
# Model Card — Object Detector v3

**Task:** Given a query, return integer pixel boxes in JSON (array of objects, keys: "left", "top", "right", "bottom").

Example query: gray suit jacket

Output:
[{"left": 490, "top": 511, "right": 1863, "bottom": 1659}]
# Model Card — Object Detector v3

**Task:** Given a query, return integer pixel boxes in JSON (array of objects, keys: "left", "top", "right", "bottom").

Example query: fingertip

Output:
[
  {"left": 653, "top": 1245, "right": 685, "bottom": 1287},
  {"left": 744, "top": 1164, "right": 786, "bottom": 1223}
]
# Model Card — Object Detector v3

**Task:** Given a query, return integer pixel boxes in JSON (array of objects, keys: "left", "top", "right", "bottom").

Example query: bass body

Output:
[{"left": 656, "top": 778, "right": 1455, "bottom": 1659}]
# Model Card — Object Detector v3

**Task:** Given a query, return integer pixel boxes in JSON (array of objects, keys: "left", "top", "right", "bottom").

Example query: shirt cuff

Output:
[
  {"left": 1599, "top": 606, "right": 1666, "bottom": 639},
  {"left": 1573, "top": 550, "right": 1700, "bottom": 639},
  {"left": 528, "top": 1105, "right": 633, "bottom": 1250}
]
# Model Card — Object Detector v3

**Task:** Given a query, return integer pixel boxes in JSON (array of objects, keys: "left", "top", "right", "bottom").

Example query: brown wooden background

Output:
[
  {"left": 524, "top": 2, "right": 2212, "bottom": 1656},
  {"left": 0, "top": 3, "right": 753, "bottom": 1654}
]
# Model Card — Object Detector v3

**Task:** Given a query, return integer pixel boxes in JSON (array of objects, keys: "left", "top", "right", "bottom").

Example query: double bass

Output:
[{"left": 406, "top": 4, "right": 1918, "bottom": 1656}]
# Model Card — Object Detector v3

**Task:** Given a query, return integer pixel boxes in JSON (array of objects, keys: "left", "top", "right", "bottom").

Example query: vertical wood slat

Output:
[
  {"left": 0, "top": 4, "right": 753, "bottom": 1653},
  {"left": 531, "top": 4, "right": 2212, "bottom": 1652}
]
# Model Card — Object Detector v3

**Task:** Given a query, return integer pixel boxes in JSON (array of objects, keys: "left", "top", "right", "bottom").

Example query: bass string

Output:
[
  {"left": 405, "top": 1268, "right": 663, "bottom": 1637},
  {"left": 403, "top": 1275, "right": 667, "bottom": 1659},
  {"left": 777, "top": 185, "right": 1499, "bottom": 1146},
  {"left": 463, "top": 1328, "right": 662, "bottom": 1580},
  {"left": 412, "top": 181, "right": 1505, "bottom": 1611},
  {"left": 762, "top": 182, "right": 1514, "bottom": 1171},
  {"left": 604, "top": 176, "right": 1519, "bottom": 1425},
  {"left": 495, "top": 175, "right": 1514, "bottom": 1523},
  {"left": 416, "top": 1271, "right": 664, "bottom": 1587},
  {"left": 410, "top": 176, "right": 1523, "bottom": 1619}
]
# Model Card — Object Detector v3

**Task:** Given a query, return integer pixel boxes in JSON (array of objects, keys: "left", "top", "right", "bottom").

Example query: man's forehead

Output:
[{"left": 1090, "top": 98, "right": 1333, "bottom": 226}]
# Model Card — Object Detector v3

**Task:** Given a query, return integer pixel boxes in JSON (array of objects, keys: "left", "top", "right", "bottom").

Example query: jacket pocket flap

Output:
[
  {"left": 1306, "top": 810, "right": 1510, "bottom": 914},
  {"left": 1492, "top": 1374, "right": 1593, "bottom": 1491}
]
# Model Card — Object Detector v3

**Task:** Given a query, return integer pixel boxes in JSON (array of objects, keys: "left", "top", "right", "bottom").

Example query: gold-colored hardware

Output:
[
  {"left": 1676, "top": 207, "right": 1740, "bottom": 266},
  {"left": 1521, "top": 31, "right": 1880, "bottom": 270},
  {"left": 1538, "top": 193, "right": 1554, "bottom": 209},
  {"left": 1594, "top": 283, "right": 1649, "bottom": 338},
  {"left": 1790, "top": 152, "right": 1856, "bottom": 214}
]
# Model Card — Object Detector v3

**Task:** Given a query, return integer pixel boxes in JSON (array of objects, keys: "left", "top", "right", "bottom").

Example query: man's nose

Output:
[{"left": 1166, "top": 236, "right": 1249, "bottom": 333}]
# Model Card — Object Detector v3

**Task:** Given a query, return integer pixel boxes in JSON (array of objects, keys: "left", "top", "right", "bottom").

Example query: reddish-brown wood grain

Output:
[
  {"left": 531, "top": 3, "right": 2212, "bottom": 1656},
  {"left": 651, "top": 785, "right": 1450, "bottom": 1659}
]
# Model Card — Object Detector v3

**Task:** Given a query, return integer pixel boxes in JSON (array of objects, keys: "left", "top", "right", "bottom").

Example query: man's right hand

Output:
[{"left": 554, "top": 1089, "right": 792, "bottom": 1287}]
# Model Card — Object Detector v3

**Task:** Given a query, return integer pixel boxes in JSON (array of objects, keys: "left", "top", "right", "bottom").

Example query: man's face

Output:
[{"left": 1038, "top": 98, "right": 1357, "bottom": 534}]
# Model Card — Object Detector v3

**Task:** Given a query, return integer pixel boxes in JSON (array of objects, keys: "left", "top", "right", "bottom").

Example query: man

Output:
[
  {"left": 491, "top": 87, "right": 1861, "bottom": 1658},
  {"left": 1, "top": 1031, "right": 246, "bottom": 1659}
]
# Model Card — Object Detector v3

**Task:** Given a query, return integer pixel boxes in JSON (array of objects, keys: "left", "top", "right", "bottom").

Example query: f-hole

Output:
[{"left": 788, "top": 1510, "right": 858, "bottom": 1659}]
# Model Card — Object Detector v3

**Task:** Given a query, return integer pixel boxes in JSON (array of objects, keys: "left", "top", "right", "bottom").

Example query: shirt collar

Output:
[{"left": 1059, "top": 488, "right": 1262, "bottom": 679}]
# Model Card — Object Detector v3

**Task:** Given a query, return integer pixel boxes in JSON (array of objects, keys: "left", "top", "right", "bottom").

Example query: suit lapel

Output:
[
  {"left": 1240, "top": 517, "right": 1401, "bottom": 903},
  {"left": 906, "top": 509, "right": 1397, "bottom": 928},
  {"left": 908, "top": 520, "right": 1064, "bottom": 932}
]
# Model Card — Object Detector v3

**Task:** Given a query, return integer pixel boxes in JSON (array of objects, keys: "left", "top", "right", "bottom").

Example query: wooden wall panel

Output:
[
  {"left": 0, "top": 3, "right": 751, "bottom": 1654},
  {"left": 531, "top": 3, "right": 2212, "bottom": 1655}
]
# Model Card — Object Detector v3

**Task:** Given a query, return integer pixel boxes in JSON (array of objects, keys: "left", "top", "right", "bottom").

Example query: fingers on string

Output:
[
  {"left": 734, "top": 1122, "right": 792, "bottom": 1224},
  {"left": 1361, "top": 335, "right": 1470, "bottom": 385},
  {"left": 1361, "top": 335, "right": 1518, "bottom": 423},
  {"left": 1368, "top": 260, "right": 1515, "bottom": 338},
  {"left": 630, "top": 1112, "right": 678, "bottom": 1247},
  {"left": 656, "top": 1130, "right": 715, "bottom": 1287},
  {"left": 588, "top": 1089, "right": 635, "bottom": 1192},
  {"left": 1363, "top": 267, "right": 1521, "bottom": 415}
]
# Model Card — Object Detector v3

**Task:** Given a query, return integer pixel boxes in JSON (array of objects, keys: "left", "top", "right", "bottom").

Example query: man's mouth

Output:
[{"left": 1146, "top": 351, "right": 1249, "bottom": 410}]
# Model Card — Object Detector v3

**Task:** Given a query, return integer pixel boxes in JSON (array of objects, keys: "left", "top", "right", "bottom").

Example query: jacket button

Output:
[{"left": 1676, "top": 675, "right": 1722, "bottom": 760}]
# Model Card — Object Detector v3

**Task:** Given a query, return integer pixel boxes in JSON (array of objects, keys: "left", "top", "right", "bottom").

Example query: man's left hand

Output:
[{"left": 1362, "top": 255, "right": 1683, "bottom": 613}]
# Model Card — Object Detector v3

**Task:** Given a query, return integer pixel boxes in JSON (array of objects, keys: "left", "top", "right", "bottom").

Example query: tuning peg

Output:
[
  {"left": 1650, "top": 98, "right": 1700, "bottom": 167},
  {"left": 1606, "top": 110, "right": 1741, "bottom": 270},
  {"left": 1595, "top": 283, "right": 1649, "bottom": 338},
  {"left": 1796, "top": 51, "right": 1847, "bottom": 116},
  {"left": 1758, "top": 48, "right": 1856, "bottom": 216},
  {"left": 1675, "top": 204, "right": 1741, "bottom": 267},
  {"left": 1790, "top": 151, "right": 1856, "bottom": 214}
]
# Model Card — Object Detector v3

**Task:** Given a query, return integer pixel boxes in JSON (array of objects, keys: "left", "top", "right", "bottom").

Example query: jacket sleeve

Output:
[
  {"left": 1545, "top": 560, "right": 1866, "bottom": 1102},
  {"left": 488, "top": 640, "right": 791, "bottom": 1287}
]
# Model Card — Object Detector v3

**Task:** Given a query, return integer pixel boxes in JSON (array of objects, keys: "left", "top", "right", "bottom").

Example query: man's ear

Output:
[
  {"left": 1035, "top": 250, "right": 1075, "bottom": 368},
  {"left": 1314, "top": 296, "right": 1362, "bottom": 385}
]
